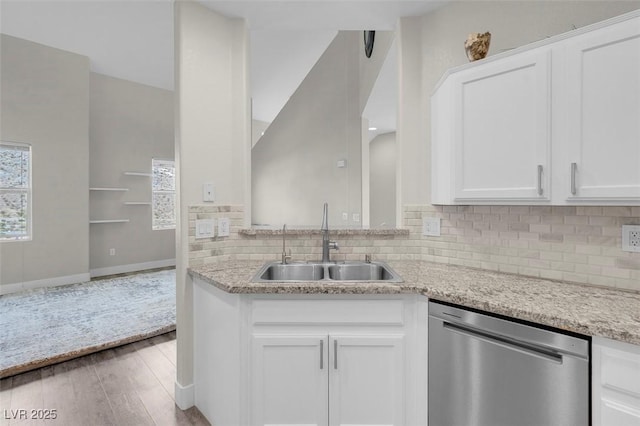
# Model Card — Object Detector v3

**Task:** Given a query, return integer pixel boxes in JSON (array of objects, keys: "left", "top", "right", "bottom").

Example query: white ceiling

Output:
[{"left": 1, "top": 1, "right": 447, "bottom": 132}]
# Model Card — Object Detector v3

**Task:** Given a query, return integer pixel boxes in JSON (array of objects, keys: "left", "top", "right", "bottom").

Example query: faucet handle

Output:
[
  {"left": 282, "top": 249, "right": 292, "bottom": 264},
  {"left": 365, "top": 254, "right": 372, "bottom": 263},
  {"left": 329, "top": 241, "right": 339, "bottom": 251}
]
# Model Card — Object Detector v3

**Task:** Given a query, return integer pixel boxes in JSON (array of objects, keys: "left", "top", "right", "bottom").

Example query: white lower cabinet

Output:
[
  {"left": 251, "top": 334, "right": 405, "bottom": 426},
  {"left": 192, "top": 279, "right": 426, "bottom": 426},
  {"left": 251, "top": 335, "right": 329, "bottom": 426},
  {"left": 592, "top": 337, "right": 640, "bottom": 426}
]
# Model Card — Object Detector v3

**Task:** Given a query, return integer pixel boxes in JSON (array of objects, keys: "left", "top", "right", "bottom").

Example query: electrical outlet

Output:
[
  {"left": 422, "top": 217, "right": 441, "bottom": 237},
  {"left": 218, "top": 217, "right": 230, "bottom": 237},
  {"left": 352, "top": 213, "right": 360, "bottom": 222},
  {"left": 622, "top": 225, "right": 640, "bottom": 253},
  {"left": 109, "top": 248, "right": 115, "bottom": 256},
  {"left": 195, "top": 219, "right": 215, "bottom": 239}
]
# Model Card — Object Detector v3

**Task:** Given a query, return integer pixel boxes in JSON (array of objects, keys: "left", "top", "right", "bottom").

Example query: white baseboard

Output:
[
  {"left": 90, "top": 258, "right": 176, "bottom": 278},
  {"left": 175, "top": 381, "right": 195, "bottom": 410},
  {"left": 1, "top": 273, "right": 91, "bottom": 295}
]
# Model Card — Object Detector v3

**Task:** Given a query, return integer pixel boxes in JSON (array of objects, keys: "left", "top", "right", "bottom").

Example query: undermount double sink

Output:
[{"left": 252, "top": 260, "right": 403, "bottom": 283}]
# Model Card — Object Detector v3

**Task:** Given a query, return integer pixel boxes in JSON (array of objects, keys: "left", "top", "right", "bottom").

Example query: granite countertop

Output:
[{"left": 188, "top": 260, "right": 640, "bottom": 346}]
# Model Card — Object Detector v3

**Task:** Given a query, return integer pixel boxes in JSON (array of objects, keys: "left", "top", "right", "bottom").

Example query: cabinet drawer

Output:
[
  {"left": 599, "top": 345, "right": 640, "bottom": 396},
  {"left": 251, "top": 299, "right": 405, "bottom": 326}
]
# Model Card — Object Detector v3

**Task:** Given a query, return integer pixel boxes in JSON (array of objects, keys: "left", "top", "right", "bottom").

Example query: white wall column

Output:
[{"left": 174, "top": 0, "right": 249, "bottom": 409}]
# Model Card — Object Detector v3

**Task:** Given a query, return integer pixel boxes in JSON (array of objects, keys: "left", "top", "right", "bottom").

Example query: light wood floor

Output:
[{"left": 0, "top": 332, "right": 210, "bottom": 426}]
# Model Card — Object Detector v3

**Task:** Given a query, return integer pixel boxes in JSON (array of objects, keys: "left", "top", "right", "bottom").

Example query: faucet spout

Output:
[
  {"left": 321, "top": 202, "right": 329, "bottom": 231},
  {"left": 281, "top": 224, "right": 291, "bottom": 264},
  {"left": 321, "top": 203, "right": 337, "bottom": 262}
]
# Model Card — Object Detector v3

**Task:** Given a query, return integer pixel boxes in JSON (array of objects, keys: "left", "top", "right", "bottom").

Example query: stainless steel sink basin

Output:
[
  {"left": 327, "top": 263, "right": 398, "bottom": 281},
  {"left": 257, "top": 262, "right": 325, "bottom": 281},
  {"left": 252, "top": 260, "right": 402, "bottom": 283}
]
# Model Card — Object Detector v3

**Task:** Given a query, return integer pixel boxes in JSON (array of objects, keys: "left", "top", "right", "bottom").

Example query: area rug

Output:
[{"left": 0, "top": 269, "right": 176, "bottom": 378}]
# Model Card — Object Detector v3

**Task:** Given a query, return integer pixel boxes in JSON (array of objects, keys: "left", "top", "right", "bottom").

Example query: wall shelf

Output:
[
  {"left": 124, "top": 202, "right": 151, "bottom": 205},
  {"left": 90, "top": 187, "right": 129, "bottom": 191},
  {"left": 123, "top": 172, "right": 152, "bottom": 177},
  {"left": 89, "top": 219, "right": 130, "bottom": 224}
]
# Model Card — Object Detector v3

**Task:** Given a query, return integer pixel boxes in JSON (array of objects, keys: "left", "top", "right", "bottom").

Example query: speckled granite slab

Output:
[{"left": 188, "top": 260, "right": 640, "bottom": 346}]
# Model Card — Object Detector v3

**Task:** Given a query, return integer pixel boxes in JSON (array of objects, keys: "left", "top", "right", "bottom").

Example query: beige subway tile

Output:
[
  {"left": 575, "top": 264, "right": 602, "bottom": 275},
  {"left": 491, "top": 206, "right": 510, "bottom": 214},
  {"left": 563, "top": 253, "right": 588, "bottom": 264},
  {"left": 630, "top": 206, "right": 640, "bottom": 217},
  {"left": 603, "top": 206, "right": 633, "bottom": 217},
  {"left": 518, "top": 267, "right": 541, "bottom": 278},
  {"left": 473, "top": 206, "right": 492, "bottom": 214},
  {"left": 614, "top": 278, "right": 640, "bottom": 292},
  {"left": 509, "top": 222, "right": 530, "bottom": 232},
  {"left": 576, "top": 206, "right": 602, "bottom": 216},
  {"left": 498, "top": 264, "right": 520, "bottom": 274},
  {"left": 518, "top": 232, "right": 539, "bottom": 240},
  {"left": 564, "top": 235, "right": 588, "bottom": 244},
  {"left": 528, "top": 259, "right": 551, "bottom": 269},
  {"left": 601, "top": 246, "right": 625, "bottom": 257},
  {"left": 499, "top": 231, "right": 519, "bottom": 239},
  {"left": 553, "top": 206, "right": 576, "bottom": 215},
  {"left": 575, "top": 225, "right": 601, "bottom": 236},
  {"left": 530, "top": 224, "right": 551, "bottom": 234},
  {"left": 509, "top": 206, "right": 530, "bottom": 214},
  {"left": 564, "top": 216, "right": 589, "bottom": 225},
  {"left": 528, "top": 241, "right": 552, "bottom": 251},
  {"left": 530, "top": 206, "right": 552, "bottom": 215},
  {"left": 520, "top": 215, "right": 541, "bottom": 223},
  {"left": 508, "top": 239, "right": 530, "bottom": 249},
  {"left": 551, "top": 261, "right": 575, "bottom": 272},
  {"left": 601, "top": 267, "right": 630, "bottom": 279},
  {"left": 615, "top": 257, "right": 640, "bottom": 270},
  {"left": 561, "top": 272, "right": 588, "bottom": 284},
  {"left": 589, "top": 216, "right": 618, "bottom": 226},
  {"left": 586, "top": 274, "right": 615, "bottom": 287},
  {"left": 541, "top": 215, "right": 565, "bottom": 225},
  {"left": 587, "top": 255, "right": 617, "bottom": 267},
  {"left": 602, "top": 226, "right": 621, "bottom": 237},
  {"left": 540, "top": 251, "right": 563, "bottom": 261},
  {"left": 575, "top": 244, "right": 602, "bottom": 255},
  {"left": 551, "top": 224, "right": 575, "bottom": 234},
  {"left": 539, "top": 269, "right": 564, "bottom": 280}
]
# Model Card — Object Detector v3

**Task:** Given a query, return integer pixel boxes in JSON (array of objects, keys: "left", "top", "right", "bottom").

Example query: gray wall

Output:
[
  {"left": 0, "top": 34, "right": 90, "bottom": 291},
  {"left": 89, "top": 73, "right": 175, "bottom": 275},
  {"left": 369, "top": 132, "right": 396, "bottom": 228},
  {"left": 251, "top": 31, "right": 394, "bottom": 228},
  {"left": 397, "top": 1, "right": 640, "bottom": 209}
]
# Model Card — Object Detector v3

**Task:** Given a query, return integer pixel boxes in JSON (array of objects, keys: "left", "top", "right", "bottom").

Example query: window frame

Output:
[
  {"left": 0, "top": 141, "right": 33, "bottom": 242},
  {"left": 151, "top": 158, "right": 176, "bottom": 231}
]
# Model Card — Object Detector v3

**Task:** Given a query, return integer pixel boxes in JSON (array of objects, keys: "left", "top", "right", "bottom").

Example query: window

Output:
[
  {"left": 1, "top": 142, "right": 32, "bottom": 241},
  {"left": 152, "top": 159, "right": 176, "bottom": 230}
]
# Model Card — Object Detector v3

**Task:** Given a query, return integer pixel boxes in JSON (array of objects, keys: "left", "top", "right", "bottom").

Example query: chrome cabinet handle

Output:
[
  {"left": 570, "top": 162, "right": 577, "bottom": 195},
  {"left": 537, "top": 165, "right": 543, "bottom": 196},
  {"left": 320, "top": 339, "right": 324, "bottom": 369},
  {"left": 334, "top": 339, "right": 338, "bottom": 370}
]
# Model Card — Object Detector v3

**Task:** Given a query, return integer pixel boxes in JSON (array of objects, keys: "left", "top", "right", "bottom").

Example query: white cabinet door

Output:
[
  {"left": 329, "top": 335, "right": 405, "bottom": 426},
  {"left": 562, "top": 16, "right": 640, "bottom": 202},
  {"left": 452, "top": 49, "right": 551, "bottom": 203},
  {"left": 251, "top": 335, "right": 329, "bottom": 426},
  {"left": 592, "top": 337, "right": 640, "bottom": 426}
]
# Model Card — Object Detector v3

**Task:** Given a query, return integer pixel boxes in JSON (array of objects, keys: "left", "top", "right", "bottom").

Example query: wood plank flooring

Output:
[{"left": 0, "top": 332, "right": 210, "bottom": 426}]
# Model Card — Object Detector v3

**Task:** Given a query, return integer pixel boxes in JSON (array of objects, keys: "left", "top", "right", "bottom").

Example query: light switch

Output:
[
  {"left": 195, "top": 219, "right": 215, "bottom": 239},
  {"left": 203, "top": 183, "right": 215, "bottom": 202},
  {"left": 218, "top": 217, "right": 230, "bottom": 237}
]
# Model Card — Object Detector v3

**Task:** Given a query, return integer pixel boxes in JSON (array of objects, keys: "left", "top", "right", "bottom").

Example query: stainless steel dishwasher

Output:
[{"left": 429, "top": 300, "right": 590, "bottom": 426}]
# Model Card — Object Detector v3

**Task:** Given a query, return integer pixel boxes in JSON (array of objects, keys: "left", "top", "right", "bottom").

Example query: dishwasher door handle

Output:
[{"left": 443, "top": 321, "right": 563, "bottom": 364}]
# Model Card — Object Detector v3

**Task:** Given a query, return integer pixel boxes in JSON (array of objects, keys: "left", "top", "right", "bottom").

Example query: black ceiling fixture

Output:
[{"left": 364, "top": 31, "right": 375, "bottom": 58}]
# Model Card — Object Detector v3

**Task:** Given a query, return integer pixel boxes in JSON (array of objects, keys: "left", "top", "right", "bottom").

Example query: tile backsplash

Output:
[
  {"left": 405, "top": 205, "right": 640, "bottom": 292},
  {"left": 188, "top": 204, "right": 640, "bottom": 292}
]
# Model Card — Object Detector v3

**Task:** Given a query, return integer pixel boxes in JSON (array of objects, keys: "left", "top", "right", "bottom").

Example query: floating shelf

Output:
[
  {"left": 123, "top": 202, "right": 151, "bottom": 205},
  {"left": 123, "top": 172, "right": 152, "bottom": 177},
  {"left": 90, "top": 187, "right": 129, "bottom": 191},
  {"left": 89, "top": 219, "right": 130, "bottom": 224}
]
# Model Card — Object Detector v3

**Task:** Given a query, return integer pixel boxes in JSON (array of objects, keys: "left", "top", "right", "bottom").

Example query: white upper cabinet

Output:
[
  {"left": 451, "top": 49, "right": 551, "bottom": 203},
  {"left": 432, "top": 10, "right": 640, "bottom": 205},
  {"left": 559, "top": 16, "right": 640, "bottom": 202}
]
